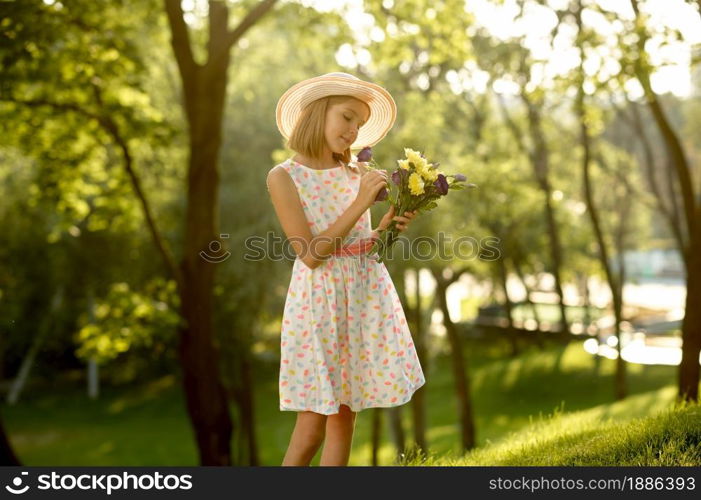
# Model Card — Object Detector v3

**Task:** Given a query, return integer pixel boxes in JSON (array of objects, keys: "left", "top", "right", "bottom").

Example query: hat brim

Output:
[{"left": 276, "top": 75, "right": 397, "bottom": 149}]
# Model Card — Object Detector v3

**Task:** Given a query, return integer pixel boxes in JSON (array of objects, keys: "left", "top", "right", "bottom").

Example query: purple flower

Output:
[
  {"left": 434, "top": 174, "right": 449, "bottom": 195},
  {"left": 391, "top": 169, "right": 407, "bottom": 185},
  {"left": 375, "top": 187, "right": 388, "bottom": 202},
  {"left": 357, "top": 147, "right": 373, "bottom": 162},
  {"left": 454, "top": 173, "right": 466, "bottom": 182}
]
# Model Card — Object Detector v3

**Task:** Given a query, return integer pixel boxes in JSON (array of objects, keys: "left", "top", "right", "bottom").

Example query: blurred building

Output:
[{"left": 615, "top": 248, "right": 685, "bottom": 280}]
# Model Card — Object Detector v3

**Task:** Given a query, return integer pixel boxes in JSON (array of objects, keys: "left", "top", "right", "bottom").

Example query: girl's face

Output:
[{"left": 323, "top": 98, "right": 371, "bottom": 154}]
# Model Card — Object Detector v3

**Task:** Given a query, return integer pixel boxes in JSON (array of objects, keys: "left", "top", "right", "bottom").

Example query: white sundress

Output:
[{"left": 275, "top": 158, "right": 425, "bottom": 415}]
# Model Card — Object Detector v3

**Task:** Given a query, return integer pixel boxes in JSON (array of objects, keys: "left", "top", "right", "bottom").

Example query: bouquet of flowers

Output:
[{"left": 357, "top": 146, "right": 475, "bottom": 263}]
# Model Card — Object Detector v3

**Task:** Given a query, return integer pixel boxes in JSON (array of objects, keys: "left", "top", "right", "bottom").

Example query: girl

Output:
[{"left": 266, "top": 72, "right": 425, "bottom": 466}]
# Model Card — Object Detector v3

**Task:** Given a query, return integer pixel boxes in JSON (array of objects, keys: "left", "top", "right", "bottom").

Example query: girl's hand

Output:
[
  {"left": 377, "top": 205, "right": 418, "bottom": 232},
  {"left": 355, "top": 169, "right": 389, "bottom": 210}
]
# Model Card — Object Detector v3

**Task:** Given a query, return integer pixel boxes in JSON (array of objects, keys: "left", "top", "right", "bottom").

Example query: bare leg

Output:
[
  {"left": 282, "top": 411, "right": 327, "bottom": 466},
  {"left": 319, "top": 404, "right": 357, "bottom": 466}
]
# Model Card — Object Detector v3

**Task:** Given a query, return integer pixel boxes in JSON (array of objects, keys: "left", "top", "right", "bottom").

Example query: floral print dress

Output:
[{"left": 274, "top": 158, "right": 425, "bottom": 415}]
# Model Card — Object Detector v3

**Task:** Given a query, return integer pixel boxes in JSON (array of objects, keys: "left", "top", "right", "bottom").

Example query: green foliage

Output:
[
  {"left": 364, "top": 0, "right": 474, "bottom": 87},
  {"left": 75, "top": 279, "right": 180, "bottom": 373},
  {"left": 0, "top": 0, "right": 179, "bottom": 238}
]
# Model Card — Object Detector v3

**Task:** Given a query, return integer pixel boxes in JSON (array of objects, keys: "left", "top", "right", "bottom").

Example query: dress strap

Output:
[{"left": 347, "top": 161, "right": 362, "bottom": 173}]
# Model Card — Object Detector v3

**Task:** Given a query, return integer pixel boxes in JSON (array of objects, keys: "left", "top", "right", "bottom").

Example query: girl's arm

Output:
[{"left": 267, "top": 166, "right": 379, "bottom": 270}]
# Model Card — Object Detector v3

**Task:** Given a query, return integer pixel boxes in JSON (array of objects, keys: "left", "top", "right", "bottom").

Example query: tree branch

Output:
[
  {"left": 629, "top": 0, "right": 697, "bottom": 241},
  {"left": 224, "top": 0, "right": 278, "bottom": 49},
  {"left": 164, "top": 0, "right": 199, "bottom": 119},
  {"left": 608, "top": 74, "right": 688, "bottom": 261},
  {"left": 594, "top": 152, "right": 655, "bottom": 212},
  {"left": 207, "top": 0, "right": 230, "bottom": 68},
  {"left": 92, "top": 86, "right": 184, "bottom": 291},
  {"left": 5, "top": 94, "right": 184, "bottom": 291},
  {"left": 495, "top": 91, "right": 529, "bottom": 158}
]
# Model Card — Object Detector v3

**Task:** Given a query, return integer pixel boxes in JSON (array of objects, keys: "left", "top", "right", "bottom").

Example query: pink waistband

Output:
[{"left": 331, "top": 236, "right": 378, "bottom": 257}]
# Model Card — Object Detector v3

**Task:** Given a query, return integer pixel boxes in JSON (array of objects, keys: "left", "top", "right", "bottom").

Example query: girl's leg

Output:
[
  {"left": 319, "top": 404, "right": 357, "bottom": 466},
  {"left": 282, "top": 411, "right": 327, "bottom": 466}
]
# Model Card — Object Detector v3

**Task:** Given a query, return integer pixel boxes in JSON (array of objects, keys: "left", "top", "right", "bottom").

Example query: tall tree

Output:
[
  {"left": 495, "top": 81, "right": 570, "bottom": 336},
  {"left": 627, "top": 0, "right": 701, "bottom": 401},
  {"left": 431, "top": 266, "right": 476, "bottom": 451},
  {"left": 410, "top": 268, "right": 428, "bottom": 452},
  {"left": 572, "top": 0, "right": 627, "bottom": 399},
  {"left": 162, "top": 0, "right": 278, "bottom": 464}
]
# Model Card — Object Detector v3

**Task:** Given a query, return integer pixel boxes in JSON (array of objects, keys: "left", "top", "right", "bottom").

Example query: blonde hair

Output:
[{"left": 288, "top": 95, "right": 369, "bottom": 165}]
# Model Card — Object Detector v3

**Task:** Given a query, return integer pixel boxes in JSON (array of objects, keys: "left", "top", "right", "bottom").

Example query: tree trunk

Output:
[
  {"left": 522, "top": 97, "right": 569, "bottom": 336},
  {"left": 387, "top": 406, "right": 406, "bottom": 461},
  {"left": 496, "top": 256, "right": 519, "bottom": 356},
  {"left": 237, "top": 351, "right": 258, "bottom": 465},
  {"left": 178, "top": 286, "right": 232, "bottom": 465},
  {"left": 176, "top": 71, "right": 233, "bottom": 463},
  {"left": 513, "top": 259, "right": 541, "bottom": 330},
  {"left": 0, "top": 419, "right": 20, "bottom": 465},
  {"left": 370, "top": 408, "right": 383, "bottom": 466},
  {"left": 86, "top": 288, "right": 99, "bottom": 400},
  {"left": 679, "top": 230, "right": 701, "bottom": 401},
  {"left": 7, "top": 288, "right": 64, "bottom": 406},
  {"left": 0, "top": 328, "right": 5, "bottom": 383},
  {"left": 575, "top": 3, "right": 627, "bottom": 400},
  {"left": 580, "top": 273, "right": 591, "bottom": 329},
  {"left": 497, "top": 92, "right": 569, "bottom": 335},
  {"left": 613, "top": 175, "right": 632, "bottom": 400},
  {"left": 432, "top": 270, "right": 476, "bottom": 451},
  {"left": 410, "top": 268, "right": 427, "bottom": 452},
  {"left": 629, "top": 0, "right": 700, "bottom": 401},
  {"left": 387, "top": 269, "right": 408, "bottom": 460}
]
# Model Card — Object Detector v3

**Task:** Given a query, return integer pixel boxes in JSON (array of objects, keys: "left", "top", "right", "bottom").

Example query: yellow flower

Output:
[
  {"left": 422, "top": 166, "right": 439, "bottom": 182},
  {"left": 398, "top": 159, "right": 410, "bottom": 170},
  {"left": 408, "top": 172, "right": 425, "bottom": 195},
  {"left": 404, "top": 147, "right": 420, "bottom": 160},
  {"left": 405, "top": 148, "right": 427, "bottom": 171},
  {"left": 415, "top": 161, "right": 434, "bottom": 181}
]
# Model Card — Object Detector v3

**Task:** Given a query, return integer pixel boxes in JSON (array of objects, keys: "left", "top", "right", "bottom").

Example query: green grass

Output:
[
  {"left": 0, "top": 339, "right": 693, "bottom": 465},
  {"left": 1, "top": 375, "right": 198, "bottom": 465},
  {"left": 402, "top": 396, "right": 701, "bottom": 466}
]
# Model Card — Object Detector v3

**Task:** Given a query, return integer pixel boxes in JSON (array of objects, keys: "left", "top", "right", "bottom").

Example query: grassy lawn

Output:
[
  {"left": 407, "top": 396, "right": 701, "bottom": 466},
  {"left": 1, "top": 339, "right": 688, "bottom": 466}
]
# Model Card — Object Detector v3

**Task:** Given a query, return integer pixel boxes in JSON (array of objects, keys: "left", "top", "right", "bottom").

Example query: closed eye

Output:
[
  {"left": 344, "top": 117, "right": 364, "bottom": 130},
  {"left": 343, "top": 109, "right": 366, "bottom": 127}
]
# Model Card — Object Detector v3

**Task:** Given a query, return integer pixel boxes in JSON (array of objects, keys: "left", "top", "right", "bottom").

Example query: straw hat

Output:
[{"left": 276, "top": 72, "right": 397, "bottom": 149}]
